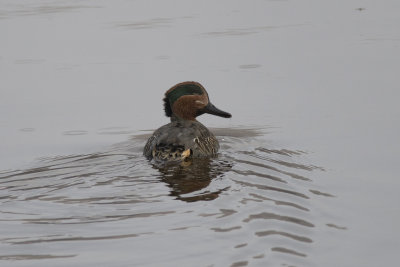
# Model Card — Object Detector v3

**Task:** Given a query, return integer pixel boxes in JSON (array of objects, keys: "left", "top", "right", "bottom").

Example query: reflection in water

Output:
[
  {"left": 155, "top": 158, "right": 232, "bottom": 202},
  {"left": 0, "top": 127, "right": 340, "bottom": 267}
]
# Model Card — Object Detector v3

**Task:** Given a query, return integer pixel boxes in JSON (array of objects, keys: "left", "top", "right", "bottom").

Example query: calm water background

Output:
[{"left": 1, "top": 0, "right": 400, "bottom": 266}]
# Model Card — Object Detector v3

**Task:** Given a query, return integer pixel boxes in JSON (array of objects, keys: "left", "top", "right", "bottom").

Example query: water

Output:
[
  {"left": 1, "top": 0, "right": 400, "bottom": 266},
  {"left": 1, "top": 128, "right": 332, "bottom": 267}
]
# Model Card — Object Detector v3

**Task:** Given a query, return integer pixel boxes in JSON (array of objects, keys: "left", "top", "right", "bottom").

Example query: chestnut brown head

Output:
[{"left": 163, "top": 81, "right": 232, "bottom": 121}]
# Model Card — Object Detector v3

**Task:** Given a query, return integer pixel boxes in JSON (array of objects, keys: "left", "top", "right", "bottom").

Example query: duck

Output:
[{"left": 143, "top": 81, "right": 232, "bottom": 162}]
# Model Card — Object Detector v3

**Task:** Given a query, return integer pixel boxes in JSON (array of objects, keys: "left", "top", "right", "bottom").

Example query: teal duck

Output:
[{"left": 143, "top": 81, "right": 231, "bottom": 162}]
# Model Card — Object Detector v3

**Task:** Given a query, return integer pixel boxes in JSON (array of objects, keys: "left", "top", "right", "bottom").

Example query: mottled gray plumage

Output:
[
  {"left": 144, "top": 115, "right": 219, "bottom": 161},
  {"left": 143, "top": 81, "right": 231, "bottom": 162}
]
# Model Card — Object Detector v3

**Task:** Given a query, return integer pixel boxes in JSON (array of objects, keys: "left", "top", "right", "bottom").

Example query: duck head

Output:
[{"left": 163, "top": 81, "right": 232, "bottom": 121}]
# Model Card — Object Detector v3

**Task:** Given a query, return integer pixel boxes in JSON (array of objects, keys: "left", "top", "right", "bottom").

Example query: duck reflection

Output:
[{"left": 154, "top": 158, "right": 232, "bottom": 202}]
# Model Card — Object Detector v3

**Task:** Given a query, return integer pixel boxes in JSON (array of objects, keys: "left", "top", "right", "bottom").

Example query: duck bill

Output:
[{"left": 203, "top": 103, "right": 232, "bottom": 118}]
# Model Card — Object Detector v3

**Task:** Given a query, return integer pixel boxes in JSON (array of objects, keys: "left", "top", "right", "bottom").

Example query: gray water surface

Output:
[
  {"left": 0, "top": 128, "right": 333, "bottom": 267},
  {"left": 1, "top": 0, "right": 400, "bottom": 266}
]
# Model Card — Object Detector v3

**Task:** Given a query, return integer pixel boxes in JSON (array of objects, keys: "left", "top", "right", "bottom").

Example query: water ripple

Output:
[{"left": 0, "top": 127, "right": 339, "bottom": 266}]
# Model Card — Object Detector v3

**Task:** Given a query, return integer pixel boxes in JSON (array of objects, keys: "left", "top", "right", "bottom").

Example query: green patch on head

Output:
[{"left": 166, "top": 83, "right": 203, "bottom": 105}]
